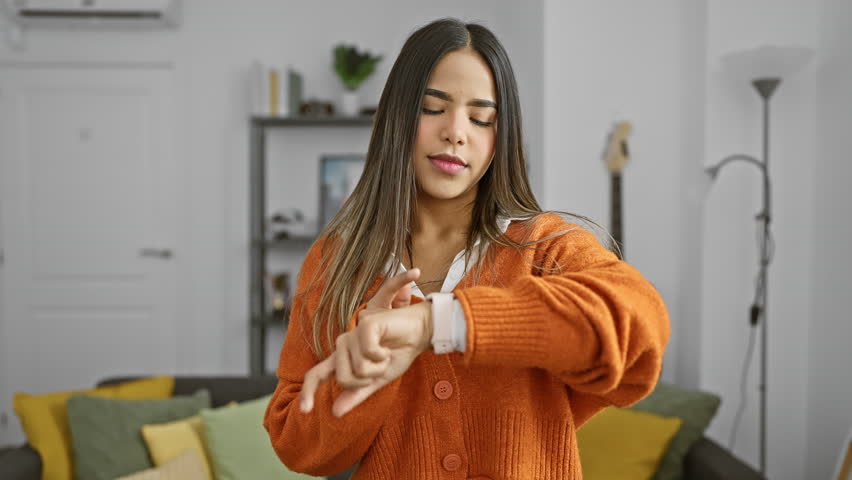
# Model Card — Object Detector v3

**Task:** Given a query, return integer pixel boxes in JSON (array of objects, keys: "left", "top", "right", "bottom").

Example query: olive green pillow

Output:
[
  {"left": 200, "top": 394, "right": 322, "bottom": 480},
  {"left": 630, "top": 382, "right": 721, "bottom": 480},
  {"left": 66, "top": 389, "right": 210, "bottom": 480}
]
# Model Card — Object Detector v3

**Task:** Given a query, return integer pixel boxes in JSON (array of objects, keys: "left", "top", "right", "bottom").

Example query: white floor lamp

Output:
[{"left": 705, "top": 44, "right": 813, "bottom": 475}]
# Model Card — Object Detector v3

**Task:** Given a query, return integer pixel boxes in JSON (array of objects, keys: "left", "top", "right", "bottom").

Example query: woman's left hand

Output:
[{"left": 300, "top": 269, "right": 433, "bottom": 417}]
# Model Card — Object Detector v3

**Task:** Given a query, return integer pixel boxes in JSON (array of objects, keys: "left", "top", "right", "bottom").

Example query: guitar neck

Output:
[{"left": 610, "top": 172, "right": 623, "bottom": 257}]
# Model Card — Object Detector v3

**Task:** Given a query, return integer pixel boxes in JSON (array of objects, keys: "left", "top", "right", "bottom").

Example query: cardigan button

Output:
[
  {"left": 433, "top": 380, "right": 454, "bottom": 400},
  {"left": 442, "top": 453, "right": 462, "bottom": 471}
]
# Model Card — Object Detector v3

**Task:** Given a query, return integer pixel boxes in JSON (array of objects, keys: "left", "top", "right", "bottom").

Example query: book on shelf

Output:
[{"left": 249, "top": 60, "right": 303, "bottom": 117}]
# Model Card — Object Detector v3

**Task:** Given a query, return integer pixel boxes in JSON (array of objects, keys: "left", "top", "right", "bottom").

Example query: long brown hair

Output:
[{"left": 299, "top": 18, "right": 599, "bottom": 357}]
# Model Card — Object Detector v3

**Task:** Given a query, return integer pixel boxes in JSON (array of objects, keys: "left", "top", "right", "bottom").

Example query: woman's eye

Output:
[{"left": 422, "top": 108, "right": 494, "bottom": 127}]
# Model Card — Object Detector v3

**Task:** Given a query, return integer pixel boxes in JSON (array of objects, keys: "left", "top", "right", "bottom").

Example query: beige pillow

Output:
[
  {"left": 115, "top": 449, "right": 207, "bottom": 480},
  {"left": 141, "top": 402, "right": 237, "bottom": 480}
]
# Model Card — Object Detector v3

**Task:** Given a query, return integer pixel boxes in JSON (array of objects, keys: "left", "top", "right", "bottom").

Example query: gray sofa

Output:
[{"left": 0, "top": 376, "right": 763, "bottom": 480}]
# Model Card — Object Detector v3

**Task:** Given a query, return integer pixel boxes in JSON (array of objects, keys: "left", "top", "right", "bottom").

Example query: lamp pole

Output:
[
  {"left": 706, "top": 77, "right": 779, "bottom": 476},
  {"left": 753, "top": 77, "right": 778, "bottom": 476}
]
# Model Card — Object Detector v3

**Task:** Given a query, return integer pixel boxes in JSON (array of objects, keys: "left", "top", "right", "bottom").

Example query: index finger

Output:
[
  {"left": 390, "top": 282, "right": 413, "bottom": 309},
  {"left": 300, "top": 353, "right": 335, "bottom": 413},
  {"left": 369, "top": 269, "right": 421, "bottom": 308}
]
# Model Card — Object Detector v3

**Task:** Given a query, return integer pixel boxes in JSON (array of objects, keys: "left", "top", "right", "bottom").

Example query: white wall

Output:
[
  {"left": 543, "top": 0, "right": 705, "bottom": 385},
  {"left": 699, "top": 1, "right": 818, "bottom": 478},
  {"left": 808, "top": 0, "right": 852, "bottom": 477},
  {"left": 491, "top": 0, "right": 544, "bottom": 198}
]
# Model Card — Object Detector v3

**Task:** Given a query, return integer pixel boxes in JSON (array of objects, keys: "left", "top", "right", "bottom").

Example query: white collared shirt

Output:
[{"left": 384, "top": 217, "right": 519, "bottom": 352}]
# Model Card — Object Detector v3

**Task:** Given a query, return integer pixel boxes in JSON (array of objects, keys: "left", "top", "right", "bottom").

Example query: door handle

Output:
[{"left": 139, "top": 248, "right": 173, "bottom": 259}]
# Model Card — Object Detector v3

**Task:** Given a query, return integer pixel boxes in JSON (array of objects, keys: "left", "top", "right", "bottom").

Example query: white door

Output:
[{"left": 0, "top": 63, "right": 181, "bottom": 445}]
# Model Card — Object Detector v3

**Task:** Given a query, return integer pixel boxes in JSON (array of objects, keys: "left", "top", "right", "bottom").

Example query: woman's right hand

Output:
[{"left": 300, "top": 269, "right": 426, "bottom": 417}]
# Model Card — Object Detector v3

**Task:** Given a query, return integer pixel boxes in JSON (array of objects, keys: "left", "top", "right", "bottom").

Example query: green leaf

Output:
[{"left": 333, "top": 44, "right": 382, "bottom": 91}]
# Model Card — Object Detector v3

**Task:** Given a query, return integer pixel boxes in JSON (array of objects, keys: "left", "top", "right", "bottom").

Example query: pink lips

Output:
[{"left": 428, "top": 154, "right": 467, "bottom": 175}]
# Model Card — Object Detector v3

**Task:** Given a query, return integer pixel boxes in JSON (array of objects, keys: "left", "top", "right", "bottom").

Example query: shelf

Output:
[
  {"left": 249, "top": 112, "right": 373, "bottom": 376},
  {"left": 251, "top": 310, "right": 289, "bottom": 327},
  {"left": 251, "top": 235, "right": 317, "bottom": 249},
  {"left": 251, "top": 115, "right": 374, "bottom": 127},
  {"left": 266, "top": 234, "right": 317, "bottom": 245}
]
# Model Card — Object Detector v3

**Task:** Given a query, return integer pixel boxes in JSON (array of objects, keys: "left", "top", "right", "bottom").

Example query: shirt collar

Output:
[{"left": 383, "top": 216, "right": 523, "bottom": 297}]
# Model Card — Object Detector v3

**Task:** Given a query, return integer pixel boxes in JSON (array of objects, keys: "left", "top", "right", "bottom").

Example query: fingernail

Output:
[{"left": 300, "top": 401, "right": 309, "bottom": 413}]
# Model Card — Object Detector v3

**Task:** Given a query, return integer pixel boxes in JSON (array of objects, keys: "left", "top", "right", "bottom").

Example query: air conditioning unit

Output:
[{"left": 2, "top": 0, "right": 181, "bottom": 28}]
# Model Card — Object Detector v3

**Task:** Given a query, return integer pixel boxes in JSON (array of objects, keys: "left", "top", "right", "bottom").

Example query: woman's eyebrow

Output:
[{"left": 425, "top": 88, "right": 497, "bottom": 109}]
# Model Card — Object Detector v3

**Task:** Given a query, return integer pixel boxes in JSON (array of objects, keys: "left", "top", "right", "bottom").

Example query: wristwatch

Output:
[{"left": 426, "top": 292, "right": 455, "bottom": 354}]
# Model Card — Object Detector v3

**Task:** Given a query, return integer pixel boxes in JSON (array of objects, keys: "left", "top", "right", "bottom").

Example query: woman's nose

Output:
[{"left": 441, "top": 111, "right": 467, "bottom": 146}]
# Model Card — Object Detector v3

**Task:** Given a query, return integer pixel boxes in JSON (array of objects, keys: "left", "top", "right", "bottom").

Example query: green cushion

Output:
[
  {"left": 630, "top": 382, "right": 721, "bottom": 480},
  {"left": 200, "top": 394, "right": 322, "bottom": 480},
  {"left": 66, "top": 389, "right": 210, "bottom": 480}
]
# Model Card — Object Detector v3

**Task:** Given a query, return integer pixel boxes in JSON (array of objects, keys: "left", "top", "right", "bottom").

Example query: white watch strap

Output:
[
  {"left": 452, "top": 299, "right": 467, "bottom": 352},
  {"left": 427, "top": 292, "right": 455, "bottom": 354}
]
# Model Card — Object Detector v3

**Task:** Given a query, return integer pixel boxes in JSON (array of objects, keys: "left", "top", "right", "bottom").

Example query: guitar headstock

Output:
[{"left": 603, "top": 121, "right": 633, "bottom": 173}]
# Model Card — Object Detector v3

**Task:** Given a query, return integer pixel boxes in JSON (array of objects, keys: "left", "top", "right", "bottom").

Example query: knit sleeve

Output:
[
  {"left": 453, "top": 218, "right": 669, "bottom": 424},
  {"left": 263, "top": 239, "right": 403, "bottom": 476}
]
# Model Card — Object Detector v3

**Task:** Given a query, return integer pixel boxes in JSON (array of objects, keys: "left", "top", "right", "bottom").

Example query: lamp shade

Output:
[{"left": 720, "top": 45, "right": 814, "bottom": 82}]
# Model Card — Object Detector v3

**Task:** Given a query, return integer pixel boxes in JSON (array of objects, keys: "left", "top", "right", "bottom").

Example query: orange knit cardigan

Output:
[{"left": 264, "top": 213, "right": 670, "bottom": 480}]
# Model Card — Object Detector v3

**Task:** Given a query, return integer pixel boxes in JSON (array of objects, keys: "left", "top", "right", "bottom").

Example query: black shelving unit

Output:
[{"left": 248, "top": 114, "right": 373, "bottom": 375}]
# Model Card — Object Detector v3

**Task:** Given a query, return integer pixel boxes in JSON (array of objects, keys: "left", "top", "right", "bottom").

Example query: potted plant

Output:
[{"left": 334, "top": 44, "right": 382, "bottom": 116}]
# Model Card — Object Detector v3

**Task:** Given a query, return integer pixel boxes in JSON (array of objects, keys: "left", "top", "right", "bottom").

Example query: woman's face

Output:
[{"left": 413, "top": 48, "right": 497, "bottom": 204}]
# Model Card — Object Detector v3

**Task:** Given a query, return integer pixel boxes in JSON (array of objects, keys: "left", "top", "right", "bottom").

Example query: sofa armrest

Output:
[
  {"left": 684, "top": 437, "right": 764, "bottom": 480},
  {"left": 0, "top": 444, "right": 41, "bottom": 480}
]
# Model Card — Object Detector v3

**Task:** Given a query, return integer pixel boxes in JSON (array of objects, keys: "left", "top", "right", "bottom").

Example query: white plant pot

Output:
[{"left": 340, "top": 91, "right": 360, "bottom": 117}]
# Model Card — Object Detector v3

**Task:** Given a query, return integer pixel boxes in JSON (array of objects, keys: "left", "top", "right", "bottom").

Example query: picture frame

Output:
[
  {"left": 834, "top": 424, "right": 852, "bottom": 480},
  {"left": 318, "top": 154, "right": 366, "bottom": 229}
]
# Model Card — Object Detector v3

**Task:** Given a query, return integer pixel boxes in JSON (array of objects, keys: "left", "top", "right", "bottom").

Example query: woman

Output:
[{"left": 264, "top": 17, "right": 669, "bottom": 480}]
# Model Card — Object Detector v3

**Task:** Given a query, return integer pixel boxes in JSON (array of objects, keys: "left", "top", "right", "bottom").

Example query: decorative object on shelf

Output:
[
  {"left": 299, "top": 99, "right": 335, "bottom": 117},
  {"left": 319, "top": 154, "right": 366, "bottom": 229},
  {"left": 705, "top": 43, "right": 814, "bottom": 476},
  {"left": 333, "top": 44, "right": 382, "bottom": 116},
  {"left": 249, "top": 61, "right": 303, "bottom": 117},
  {"left": 267, "top": 208, "right": 313, "bottom": 241},
  {"left": 268, "top": 271, "right": 292, "bottom": 323},
  {"left": 288, "top": 70, "right": 303, "bottom": 116}
]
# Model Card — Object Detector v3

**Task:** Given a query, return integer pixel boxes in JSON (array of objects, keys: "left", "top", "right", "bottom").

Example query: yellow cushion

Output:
[
  {"left": 13, "top": 376, "right": 174, "bottom": 480},
  {"left": 141, "top": 401, "right": 237, "bottom": 480},
  {"left": 141, "top": 415, "right": 208, "bottom": 479},
  {"left": 577, "top": 406, "right": 683, "bottom": 480},
  {"left": 115, "top": 449, "right": 208, "bottom": 480}
]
